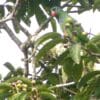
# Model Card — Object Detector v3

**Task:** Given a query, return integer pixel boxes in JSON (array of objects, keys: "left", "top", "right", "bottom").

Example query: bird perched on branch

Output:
[{"left": 50, "top": 7, "right": 86, "bottom": 43}]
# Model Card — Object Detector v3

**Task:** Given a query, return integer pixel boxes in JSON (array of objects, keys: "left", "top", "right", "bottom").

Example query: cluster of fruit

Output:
[{"left": 11, "top": 80, "right": 28, "bottom": 92}]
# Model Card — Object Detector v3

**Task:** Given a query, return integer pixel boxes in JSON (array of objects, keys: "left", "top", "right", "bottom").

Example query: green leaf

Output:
[
  {"left": 47, "top": 73, "right": 59, "bottom": 85},
  {"left": 4, "top": 62, "right": 15, "bottom": 72},
  {"left": 69, "top": 43, "right": 81, "bottom": 64},
  {"left": 72, "top": 62, "right": 83, "bottom": 81},
  {"left": 8, "top": 92, "right": 27, "bottom": 100},
  {"left": 94, "top": 0, "right": 100, "bottom": 11},
  {"left": 54, "top": 50, "right": 69, "bottom": 66},
  {"left": 35, "top": 32, "right": 61, "bottom": 47},
  {"left": 0, "top": 6, "right": 4, "bottom": 18},
  {"left": 35, "top": 38, "right": 63, "bottom": 62},
  {"left": 0, "top": 83, "right": 12, "bottom": 99},
  {"left": 16, "top": 0, "right": 26, "bottom": 21},
  {"left": 41, "top": 0, "right": 60, "bottom": 9},
  {"left": 51, "top": 18, "right": 57, "bottom": 32},
  {"left": 78, "top": 71, "right": 100, "bottom": 88},
  {"left": 87, "top": 43, "right": 100, "bottom": 54},
  {"left": 37, "top": 85, "right": 52, "bottom": 93},
  {"left": 93, "top": 77, "right": 100, "bottom": 98},
  {"left": 17, "top": 92, "right": 27, "bottom": 100},
  {"left": 35, "top": 6, "right": 47, "bottom": 28},
  {"left": 26, "top": 0, "right": 35, "bottom": 17},
  {"left": 75, "top": 76, "right": 100, "bottom": 100},
  {"left": 87, "top": 35, "right": 100, "bottom": 53},
  {"left": 15, "top": 68, "right": 24, "bottom": 76},
  {"left": 40, "top": 92, "right": 57, "bottom": 100},
  {"left": 62, "top": 58, "right": 74, "bottom": 79},
  {"left": 89, "top": 34, "right": 100, "bottom": 43},
  {"left": 62, "top": 58, "right": 83, "bottom": 82},
  {"left": 4, "top": 72, "right": 13, "bottom": 80},
  {"left": 79, "top": 0, "right": 89, "bottom": 8},
  {"left": 0, "top": 83, "right": 11, "bottom": 93},
  {"left": 72, "top": 0, "right": 78, "bottom": 4},
  {"left": 74, "top": 92, "right": 90, "bottom": 100}
]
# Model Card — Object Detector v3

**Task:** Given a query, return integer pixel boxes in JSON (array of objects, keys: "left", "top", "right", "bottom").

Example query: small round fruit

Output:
[
  {"left": 16, "top": 83, "right": 22, "bottom": 88},
  {"left": 65, "top": 23, "right": 70, "bottom": 27},
  {"left": 82, "top": 31, "right": 87, "bottom": 35},
  {"left": 51, "top": 11, "right": 57, "bottom": 17},
  {"left": 67, "top": 17, "right": 73, "bottom": 23},
  {"left": 22, "top": 88, "right": 27, "bottom": 91},
  {"left": 32, "top": 80, "right": 36, "bottom": 85},
  {"left": 22, "top": 84, "right": 27, "bottom": 88}
]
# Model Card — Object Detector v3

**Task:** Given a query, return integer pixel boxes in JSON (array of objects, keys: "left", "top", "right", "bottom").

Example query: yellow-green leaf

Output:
[
  {"left": 35, "top": 38, "right": 63, "bottom": 62},
  {"left": 35, "top": 32, "right": 61, "bottom": 47},
  {"left": 70, "top": 43, "right": 81, "bottom": 64},
  {"left": 78, "top": 71, "right": 100, "bottom": 88}
]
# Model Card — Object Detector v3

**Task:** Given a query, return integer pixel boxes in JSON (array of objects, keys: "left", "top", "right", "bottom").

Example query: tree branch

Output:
[
  {"left": 23, "top": 47, "right": 29, "bottom": 77},
  {"left": 33, "top": 16, "right": 52, "bottom": 36},
  {"left": 61, "top": 3, "right": 80, "bottom": 8},
  {"left": 3, "top": 23, "right": 22, "bottom": 48},
  {"left": 13, "top": 18, "right": 31, "bottom": 37},
  {"left": 0, "top": 0, "right": 19, "bottom": 24},
  {"left": 11, "top": 0, "right": 19, "bottom": 16}
]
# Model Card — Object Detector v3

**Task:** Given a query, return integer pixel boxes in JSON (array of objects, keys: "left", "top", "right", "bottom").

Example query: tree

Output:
[{"left": 0, "top": 0, "right": 100, "bottom": 99}]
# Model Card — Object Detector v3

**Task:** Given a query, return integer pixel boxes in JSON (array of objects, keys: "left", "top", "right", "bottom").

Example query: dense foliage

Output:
[{"left": 0, "top": 0, "right": 100, "bottom": 99}]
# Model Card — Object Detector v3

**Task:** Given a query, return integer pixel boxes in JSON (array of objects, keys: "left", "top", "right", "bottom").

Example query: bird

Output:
[{"left": 50, "top": 6, "right": 86, "bottom": 43}]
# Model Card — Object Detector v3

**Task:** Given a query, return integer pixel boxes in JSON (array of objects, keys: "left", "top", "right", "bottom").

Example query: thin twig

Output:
[
  {"left": 61, "top": 3, "right": 80, "bottom": 8},
  {"left": 49, "top": 82, "right": 76, "bottom": 94},
  {"left": 49, "top": 82, "right": 75, "bottom": 89},
  {"left": 36, "top": 67, "right": 43, "bottom": 75},
  {"left": 0, "top": 16, "right": 13, "bottom": 24},
  {"left": 64, "top": 88, "right": 77, "bottom": 95},
  {"left": 11, "top": 0, "right": 19, "bottom": 16},
  {"left": 61, "top": 0, "right": 71, "bottom": 9}
]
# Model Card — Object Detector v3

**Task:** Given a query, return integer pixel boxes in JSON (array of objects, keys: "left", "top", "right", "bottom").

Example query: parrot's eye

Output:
[
  {"left": 51, "top": 8, "right": 56, "bottom": 12},
  {"left": 51, "top": 7, "right": 58, "bottom": 12}
]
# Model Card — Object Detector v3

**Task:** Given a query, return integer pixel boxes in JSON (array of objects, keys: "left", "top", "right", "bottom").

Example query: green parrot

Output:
[{"left": 51, "top": 7, "right": 87, "bottom": 43}]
